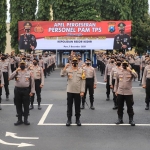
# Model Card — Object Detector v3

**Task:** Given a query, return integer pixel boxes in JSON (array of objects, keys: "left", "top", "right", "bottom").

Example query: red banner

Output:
[{"left": 18, "top": 21, "right": 131, "bottom": 39}]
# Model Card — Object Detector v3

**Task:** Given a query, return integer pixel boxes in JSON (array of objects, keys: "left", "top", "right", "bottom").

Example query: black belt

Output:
[{"left": 15, "top": 87, "right": 29, "bottom": 90}]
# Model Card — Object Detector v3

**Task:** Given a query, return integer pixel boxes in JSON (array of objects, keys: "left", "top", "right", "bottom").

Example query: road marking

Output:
[
  {"left": 1, "top": 104, "right": 51, "bottom": 106},
  {"left": 6, "top": 132, "right": 39, "bottom": 139},
  {"left": 97, "top": 82, "right": 142, "bottom": 88},
  {"left": 0, "top": 139, "right": 34, "bottom": 147},
  {"left": 38, "top": 104, "right": 53, "bottom": 125}
]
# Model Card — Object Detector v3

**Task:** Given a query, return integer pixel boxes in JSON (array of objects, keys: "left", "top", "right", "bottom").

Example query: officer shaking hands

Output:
[
  {"left": 19, "top": 22, "right": 37, "bottom": 51},
  {"left": 9, "top": 60, "right": 35, "bottom": 126},
  {"left": 113, "top": 22, "right": 131, "bottom": 50},
  {"left": 61, "top": 58, "right": 86, "bottom": 126}
]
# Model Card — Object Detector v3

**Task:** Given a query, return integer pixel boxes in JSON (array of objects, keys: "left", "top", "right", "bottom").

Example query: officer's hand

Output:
[
  {"left": 65, "top": 63, "right": 70, "bottom": 69},
  {"left": 40, "top": 84, "right": 43, "bottom": 88},
  {"left": 115, "top": 92, "right": 118, "bottom": 96},
  {"left": 122, "top": 45, "right": 127, "bottom": 49},
  {"left": 142, "top": 85, "right": 146, "bottom": 88},
  {"left": 110, "top": 85, "right": 113, "bottom": 89},
  {"left": 80, "top": 92, "right": 84, "bottom": 97},
  {"left": 127, "top": 67, "right": 132, "bottom": 72},
  {"left": 30, "top": 45, "right": 35, "bottom": 50},
  {"left": 0, "top": 84, "right": 3, "bottom": 87},
  {"left": 94, "top": 84, "right": 96, "bottom": 89},
  {"left": 104, "top": 80, "right": 107, "bottom": 82},
  {"left": 29, "top": 93, "right": 33, "bottom": 96},
  {"left": 16, "top": 67, "right": 21, "bottom": 72}
]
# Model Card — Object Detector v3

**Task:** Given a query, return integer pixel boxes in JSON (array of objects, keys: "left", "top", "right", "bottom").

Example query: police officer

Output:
[
  {"left": 134, "top": 54, "right": 141, "bottom": 81},
  {"left": 0, "top": 69, "right": 4, "bottom": 110},
  {"left": 9, "top": 60, "right": 35, "bottom": 126},
  {"left": 104, "top": 57, "right": 116, "bottom": 100},
  {"left": 19, "top": 22, "right": 37, "bottom": 52},
  {"left": 26, "top": 55, "right": 33, "bottom": 68},
  {"left": 29, "top": 58, "right": 44, "bottom": 110},
  {"left": 81, "top": 58, "right": 97, "bottom": 110},
  {"left": 43, "top": 52, "right": 49, "bottom": 78},
  {"left": 142, "top": 58, "right": 150, "bottom": 110},
  {"left": 114, "top": 60, "right": 138, "bottom": 126},
  {"left": 61, "top": 58, "right": 85, "bottom": 126},
  {"left": 110, "top": 59, "right": 122, "bottom": 109},
  {"left": 113, "top": 22, "right": 131, "bottom": 50},
  {"left": 0, "top": 54, "right": 11, "bottom": 100}
]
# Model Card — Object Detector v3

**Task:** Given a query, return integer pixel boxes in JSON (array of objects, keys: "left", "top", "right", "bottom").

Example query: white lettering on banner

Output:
[
  {"left": 48, "top": 28, "right": 76, "bottom": 32},
  {"left": 92, "top": 28, "right": 102, "bottom": 32},
  {"left": 66, "top": 23, "right": 96, "bottom": 27},
  {"left": 54, "top": 23, "right": 65, "bottom": 27},
  {"left": 78, "top": 28, "right": 90, "bottom": 32}
]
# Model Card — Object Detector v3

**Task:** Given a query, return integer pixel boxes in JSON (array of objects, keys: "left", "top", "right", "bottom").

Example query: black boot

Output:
[
  {"left": 115, "top": 115, "right": 123, "bottom": 124},
  {"left": 76, "top": 117, "right": 81, "bottom": 126},
  {"left": 14, "top": 116, "right": 23, "bottom": 126},
  {"left": 80, "top": 103, "right": 85, "bottom": 109},
  {"left": 6, "top": 95, "right": 9, "bottom": 101},
  {"left": 0, "top": 104, "right": 1, "bottom": 110},
  {"left": 24, "top": 117, "right": 30, "bottom": 125},
  {"left": 113, "top": 102, "right": 118, "bottom": 110},
  {"left": 145, "top": 104, "right": 149, "bottom": 110},
  {"left": 66, "top": 117, "right": 72, "bottom": 126},
  {"left": 29, "top": 105, "right": 34, "bottom": 110},
  {"left": 90, "top": 102, "right": 95, "bottom": 110},
  {"left": 129, "top": 116, "right": 135, "bottom": 126},
  {"left": 106, "top": 95, "right": 110, "bottom": 101},
  {"left": 38, "top": 103, "right": 42, "bottom": 110}
]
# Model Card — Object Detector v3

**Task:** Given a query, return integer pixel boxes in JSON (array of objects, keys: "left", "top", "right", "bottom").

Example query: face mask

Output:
[
  {"left": 122, "top": 64, "right": 128, "bottom": 69},
  {"left": 33, "top": 62, "right": 37, "bottom": 66},
  {"left": 107, "top": 58, "right": 109, "bottom": 60},
  {"left": 86, "top": 63, "right": 91, "bottom": 66},
  {"left": 25, "top": 29, "right": 30, "bottom": 33},
  {"left": 72, "top": 63, "right": 78, "bottom": 67},
  {"left": 39, "top": 57, "right": 42, "bottom": 59},
  {"left": 1, "top": 57, "right": 5, "bottom": 60},
  {"left": 116, "top": 62, "right": 121, "bottom": 66},
  {"left": 20, "top": 65, "right": 25, "bottom": 70},
  {"left": 111, "top": 60, "right": 114, "bottom": 63},
  {"left": 22, "top": 58, "right": 26, "bottom": 60},
  {"left": 27, "top": 59, "right": 30, "bottom": 61}
]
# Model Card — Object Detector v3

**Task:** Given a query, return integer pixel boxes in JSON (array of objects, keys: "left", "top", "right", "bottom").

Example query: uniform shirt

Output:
[
  {"left": 39, "top": 59, "right": 45, "bottom": 69},
  {"left": 113, "top": 34, "right": 131, "bottom": 49},
  {"left": 43, "top": 56, "right": 49, "bottom": 64},
  {"left": 142, "top": 65, "right": 150, "bottom": 85},
  {"left": 140, "top": 56, "right": 146, "bottom": 68},
  {"left": 114, "top": 69, "right": 138, "bottom": 95},
  {"left": 134, "top": 57, "right": 141, "bottom": 65},
  {"left": 9, "top": 69, "right": 35, "bottom": 93},
  {"left": 0, "top": 61, "right": 12, "bottom": 76},
  {"left": 29, "top": 65, "right": 44, "bottom": 86},
  {"left": 19, "top": 33, "right": 37, "bottom": 50},
  {"left": 0, "top": 70, "right": 4, "bottom": 85},
  {"left": 48, "top": 56, "right": 52, "bottom": 67},
  {"left": 78, "top": 61, "right": 84, "bottom": 68},
  {"left": 83, "top": 66, "right": 97, "bottom": 85},
  {"left": 25, "top": 60, "right": 33, "bottom": 68},
  {"left": 104, "top": 63, "right": 116, "bottom": 80},
  {"left": 128, "top": 57, "right": 135, "bottom": 64},
  {"left": 61, "top": 68, "right": 85, "bottom": 93}
]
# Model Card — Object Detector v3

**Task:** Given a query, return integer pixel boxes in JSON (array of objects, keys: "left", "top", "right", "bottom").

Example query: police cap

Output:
[
  {"left": 122, "top": 60, "right": 128, "bottom": 64},
  {"left": 33, "top": 58, "right": 39, "bottom": 62},
  {"left": 24, "top": 22, "right": 32, "bottom": 29},
  {"left": 118, "top": 22, "right": 126, "bottom": 28},
  {"left": 86, "top": 58, "right": 91, "bottom": 61},
  {"left": 20, "top": 60, "right": 26, "bottom": 64}
]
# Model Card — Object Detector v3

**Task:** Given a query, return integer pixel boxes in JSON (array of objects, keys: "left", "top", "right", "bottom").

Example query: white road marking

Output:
[
  {"left": 38, "top": 104, "right": 53, "bottom": 125},
  {"left": 0, "top": 139, "right": 34, "bottom": 147},
  {"left": 6, "top": 132, "right": 39, "bottom": 139}
]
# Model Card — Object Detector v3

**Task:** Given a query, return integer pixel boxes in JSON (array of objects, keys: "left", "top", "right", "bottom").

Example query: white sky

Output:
[{"left": 6, "top": 0, "right": 150, "bottom": 23}]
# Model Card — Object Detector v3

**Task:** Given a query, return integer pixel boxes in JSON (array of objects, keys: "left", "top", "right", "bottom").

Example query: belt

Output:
[{"left": 15, "top": 87, "right": 29, "bottom": 90}]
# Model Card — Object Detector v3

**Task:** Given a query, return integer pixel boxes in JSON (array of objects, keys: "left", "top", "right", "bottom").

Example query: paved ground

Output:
[{"left": 0, "top": 68, "right": 150, "bottom": 150}]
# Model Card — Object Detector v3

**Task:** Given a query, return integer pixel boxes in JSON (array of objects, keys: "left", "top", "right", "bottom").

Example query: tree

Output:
[
  {"left": 0, "top": 0, "right": 7, "bottom": 53},
  {"left": 36, "top": 0, "right": 51, "bottom": 20}
]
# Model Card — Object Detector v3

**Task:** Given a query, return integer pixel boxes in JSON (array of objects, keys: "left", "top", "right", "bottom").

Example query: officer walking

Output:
[
  {"left": 81, "top": 58, "right": 97, "bottom": 110},
  {"left": 29, "top": 58, "right": 44, "bottom": 110},
  {"left": 113, "top": 22, "right": 131, "bottom": 50},
  {"left": 61, "top": 58, "right": 85, "bottom": 126},
  {"left": 19, "top": 22, "right": 37, "bottom": 52},
  {"left": 0, "top": 69, "right": 4, "bottom": 110},
  {"left": 142, "top": 58, "right": 150, "bottom": 110},
  {"left": 0, "top": 54, "right": 11, "bottom": 100},
  {"left": 114, "top": 60, "right": 138, "bottom": 126},
  {"left": 9, "top": 61, "right": 35, "bottom": 126},
  {"left": 134, "top": 54, "right": 141, "bottom": 81}
]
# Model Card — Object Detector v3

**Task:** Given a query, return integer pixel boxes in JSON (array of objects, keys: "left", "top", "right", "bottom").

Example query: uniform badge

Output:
[
  {"left": 25, "top": 42, "right": 27, "bottom": 45},
  {"left": 124, "top": 38, "right": 127, "bottom": 42},
  {"left": 108, "top": 22, "right": 116, "bottom": 33},
  {"left": 31, "top": 36, "right": 35, "bottom": 41}
]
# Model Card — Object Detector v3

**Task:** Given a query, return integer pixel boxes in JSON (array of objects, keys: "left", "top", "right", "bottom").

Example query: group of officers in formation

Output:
[
  {"left": 61, "top": 51, "right": 150, "bottom": 127},
  {"left": 0, "top": 51, "right": 56, "bottom": 126}
]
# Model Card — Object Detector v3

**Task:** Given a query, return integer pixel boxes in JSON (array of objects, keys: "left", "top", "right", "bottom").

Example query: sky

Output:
[{"left": 6, "top": 0, "right": 150, "bottom": 23}]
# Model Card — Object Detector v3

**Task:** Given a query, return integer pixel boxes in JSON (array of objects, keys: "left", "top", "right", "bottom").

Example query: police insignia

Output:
[
  {"left": 31, "top": 36, "right": 35, "bottom": 41},
  {"left": 108, "top": 22, "right": 116, "bottom": 33}
]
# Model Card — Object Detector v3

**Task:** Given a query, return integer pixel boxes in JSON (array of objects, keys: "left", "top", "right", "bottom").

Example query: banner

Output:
[{"left": 18, "top": 21, "right": 131, "bottom": 50}]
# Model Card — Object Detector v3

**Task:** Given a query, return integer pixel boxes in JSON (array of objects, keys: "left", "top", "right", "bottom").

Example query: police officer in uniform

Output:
[
  {"left": 0, "top": 54, "right": 11, "bottom": 100},
  {"left": 19, "top": 22, "right": 37, "bottom": 52},
  {"left": 9, "top": 61, "right": 35, "bottom": 126},
  {"left": 81, "top": 58, "right": 97, "bottom": 110},
  {"left": 142, "top": 58, "right": 150, "bottom": 110},
  {"left": 114, "top": 60, "right": 138, "bottom": 126},
  {"left": 29, "top": 58, "right": 44, "bottom": 110},
  {"left": 113, "top": 22, "right": 131, "bottom": 50},
  {"left": 61, "top": 58, "right": 85, "bottom": 126},
  {"left": 0, "top": 69, "right": 4, "bottom": 110}
]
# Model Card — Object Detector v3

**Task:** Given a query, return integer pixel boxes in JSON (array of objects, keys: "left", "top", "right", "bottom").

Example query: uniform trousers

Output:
[
  {"left": 67, "top": 92, "right": 81, "bottom": 117},
  {"left": 82, "top": 78, "right": 94, "bottom": 104},
  {"left": 145, "top": 78, "right": 150, "bottom": 104},
  {"left": 44, "top": 64, "right": 47, "bottom": 77},
  {"left": 106, "top": 75, "right": 110, "bottom": 97},
  {"left": 1, "top": 72, "right": 9, "bottom": 96},
  {"left": 30, "top": 79, "right": 41, "bottom": 105},
  {"left": 15, "top": 87, "right": 30, "bottom": 117},
  {"left": 117, "top": 94, "right": 134, "bottom": 116},
  {"left": 134, "top": 65, "right": 140, "bottom": 80},
  {"left": 112, "top": 79, "right": 117, "bottom": 106}
]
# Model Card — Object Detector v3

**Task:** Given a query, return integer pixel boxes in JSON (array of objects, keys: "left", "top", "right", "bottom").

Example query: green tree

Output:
[
  {"left": 36, "top": 0, "right": 51, "bottom": 20},
  {"left": 0, "top": 0, "right": 7, "bottom": 53}
]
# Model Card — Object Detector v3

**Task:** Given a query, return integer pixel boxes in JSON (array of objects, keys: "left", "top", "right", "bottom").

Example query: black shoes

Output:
[
  {"left": 66, "top": 117, "right": 72, "bottom": 126},
  {"left": 129, "top": 116, "right": 135, "bottom": 126},
  {"left": 24, "top": 117, "right": 30, "bottom": 125},
  {"left": 29, "top": 105, "right": 34, "bottom": 110},
  {"left": 145, "top": 105, "right": 149, "bottom": 110},
  {"left": 14, "top": 120, "right": 23, "bottom": 126},
  {"left": 76, "top": 117, "right": 81, "bottom": 126},
  {"left": 113, "top": 106, "right": 118, "bottom": 110},
  {"left": 38, "top": 105, "right": 42, "bottom": 110},
  {"left": 6, "top": 95, "right": 9, "bottom": 101},
  {"left": 80, "top": 104, "right": 85, "bottom": 109},
  {"left": 90, "top": 103, "right": 95, "bottom": 110},
  {"left": 106, "top": 95, "right": 110, "bottom": 101},
  {"left": 0, "top": 104, "right": 1, "bottom": 110},
  {"left": 115, "top": 116, "right": 123, "bottom": 124}
]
